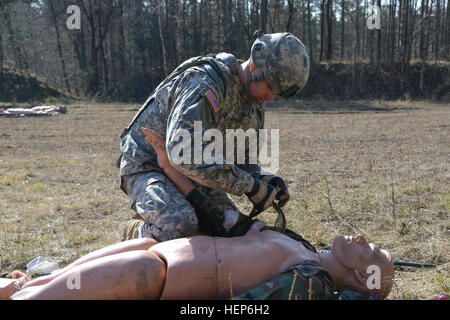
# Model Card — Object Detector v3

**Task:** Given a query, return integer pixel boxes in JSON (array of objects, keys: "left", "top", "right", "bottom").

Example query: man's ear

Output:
[{"left": 354, "top": 269, "right": 368, "bottom": 285}]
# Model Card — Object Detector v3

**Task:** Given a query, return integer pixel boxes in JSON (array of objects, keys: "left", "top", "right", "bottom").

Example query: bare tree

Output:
[
  {"left": 320, "top": 0, "right": 325, "bottom": 61},
  {"left": 47, "top": 0, "right": 70, "bottom": 92},
  {"left": 355, "top": 0, "right": 361, "bottom": 59},
  {"left": 158, "top": 1, "right": 168, "bottom": 76},
  {"left": 377, "top": 0, "right": 382, "bottom": 65},
  {"left": 326, "top": 0, "right": 333, "bottom": 60},
  {"left": 1, "top": 0, "right": 448, "bottom": 100},
  {"left": 261, "top": 0, "right": 268, "bottom": 33},
  {"left": 341, "top": 0, "right": 345, "bottom": 59},
  {"left": 420, "top": 0, "right": 426, "bottom": 91},
  {"left": 286, "top": 0, "right": 295, "bottom": 32},
  {"left": 307, "top": 0, "right": 314, "bottom": 62}
]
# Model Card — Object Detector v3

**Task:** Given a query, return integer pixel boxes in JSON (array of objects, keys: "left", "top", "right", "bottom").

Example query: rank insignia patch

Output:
[{"left": 205, "top": 89, "right": 222, "bottom": 113}]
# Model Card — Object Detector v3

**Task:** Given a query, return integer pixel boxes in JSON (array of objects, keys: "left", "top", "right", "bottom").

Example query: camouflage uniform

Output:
[
  {"left": 120, "top": 53, "right": 264, "bottom": 241},
  {"left": 120, "top": 32, "right": 311, "bottom": 241}
]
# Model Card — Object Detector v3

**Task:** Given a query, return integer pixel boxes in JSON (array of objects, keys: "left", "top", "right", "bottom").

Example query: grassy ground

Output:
[{"left": 0, "top": 100, "right": 448, "bottom": 299}]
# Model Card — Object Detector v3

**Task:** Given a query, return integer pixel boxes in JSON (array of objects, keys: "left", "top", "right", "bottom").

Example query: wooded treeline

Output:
[{"left": 0, "top": 0, "right": 449, "bottom": 101}]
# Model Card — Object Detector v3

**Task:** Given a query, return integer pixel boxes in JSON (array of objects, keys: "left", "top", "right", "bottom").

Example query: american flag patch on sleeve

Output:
[{"left": 205, "top": 89, "right": 222, "bottom": 113}]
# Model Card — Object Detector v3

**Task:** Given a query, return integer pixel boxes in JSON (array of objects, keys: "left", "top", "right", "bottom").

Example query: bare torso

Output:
[{"left": 150, "top": 230, "right": 320, "bottom": 299}]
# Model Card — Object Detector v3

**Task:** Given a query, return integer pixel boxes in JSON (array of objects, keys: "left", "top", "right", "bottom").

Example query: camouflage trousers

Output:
[{"left": 122, "top": 171, "right": 238, "bottom": 242}]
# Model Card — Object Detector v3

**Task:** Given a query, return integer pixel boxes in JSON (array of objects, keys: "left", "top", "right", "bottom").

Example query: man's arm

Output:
[
  {"left": 164, "top": 73, "right": 254, "bottom": 196},
  {"left": 163, "top": 72, "right": 276, "bottom": 214},
  {"left": 142, "top": 127, "right": 231, "bottom": 236},
  {"left": 143, "top": 127, "right": 274, "bottom": 237}
]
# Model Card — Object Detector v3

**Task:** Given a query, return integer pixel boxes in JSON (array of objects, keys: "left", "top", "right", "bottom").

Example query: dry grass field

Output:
[{"left": 0, "top": 100, "right": 448, "bottom": 299}]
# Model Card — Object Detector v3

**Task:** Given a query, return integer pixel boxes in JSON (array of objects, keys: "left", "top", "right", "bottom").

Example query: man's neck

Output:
[
  {"left": 318, "top": 251, "right": 353, "bottom": 290},
  {"left": 237, "top": 60, "right": 250, "bottom": 86},
  {"left": 237, "top": 60, "right": 260, "bottom": 106}
]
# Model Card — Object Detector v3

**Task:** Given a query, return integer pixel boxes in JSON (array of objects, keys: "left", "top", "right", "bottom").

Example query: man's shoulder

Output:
[
  {"left": 177, "top": 53, "right": 238, "bottom": 78},
  {"left": 175, "top": 55, "right": 230, "bottom": 94},
  {"left": 214, "top": 52, "right": 239, "bottom": 75},
  {"left": 162, "top": 54, "right": 244, "bottom": 120},
  {"left": 194, "top": 53, "right": 241, "bottom": 93}
]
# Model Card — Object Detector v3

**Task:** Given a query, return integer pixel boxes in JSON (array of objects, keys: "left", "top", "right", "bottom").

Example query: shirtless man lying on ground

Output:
[{"left": 2, "top": 232, "right": 393, "bottom": 300}]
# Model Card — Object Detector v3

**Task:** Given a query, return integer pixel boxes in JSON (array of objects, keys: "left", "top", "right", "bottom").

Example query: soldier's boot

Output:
[{"left": 122, "top": 214, "right": 145, "bottom": 241}]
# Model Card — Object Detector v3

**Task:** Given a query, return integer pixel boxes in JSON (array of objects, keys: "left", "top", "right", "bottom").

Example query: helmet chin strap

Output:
[{"left": 245, "top": 66, "right": 266, "bottom": 105}]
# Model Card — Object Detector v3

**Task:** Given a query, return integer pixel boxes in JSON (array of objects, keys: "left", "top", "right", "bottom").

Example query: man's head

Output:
[
  {"left": 331, "top": 234, "right": 395, "bottom": 299},
  {"left": 248, "top": 32, "right": 310, "bottom": 101}
]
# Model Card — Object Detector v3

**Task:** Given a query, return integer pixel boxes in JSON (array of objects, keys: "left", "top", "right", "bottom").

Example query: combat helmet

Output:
[{"left": 249, "top": 31, "right": 310, "bottom": 99}]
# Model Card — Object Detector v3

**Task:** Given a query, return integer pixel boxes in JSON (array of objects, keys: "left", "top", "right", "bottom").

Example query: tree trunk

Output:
[
  {"left": 286, "top": 0, "right": 295, "bottom": 32},
  {"left": 97, "top": 2, "right": 109, "bottom": 91},
  {"left": 48, "top": 0, "right": 71, "bottom": 92},
  {"left": 84, "top": 0, "right": 99, "bottom": 94},
  {"left": 226, "top": 0, "right": 233, "bottom": 52},
  {"left": 377, "top": 0, "right": 382, "bottom": 65},
  {"left": 355, "top": 0, "right": 361, "bottom": 59},
  {"left": 158, "top": 1, "right": 168, "bottom": 76},
  {"left": 275, "top": 0, "right": 281, "bottom": 31},
  {"left": 167, "top": 0, "right": 178, "bottom": 67},
  {"left": 420, "top": 0, "right": 426, "bottom": 91},
  {"left": 261, "top": 0, "right": 267, "bottom": 33},
  {"left": 302, "top": 0, "right": 306, "bottom": 43},
  {"left": 397, "top": 0, "right": 403, "bottom": 61},
  {"left": 390, "top": 0, "right": 396, "bottom": 66},
  {"left": 402, "top": 0, "right": 410, "bottom": 68},
  {"left": 118, "top": 0, "right": 126, "bottom": 80},
  {"left": 108, "top": 2, "right": 116, "bottom": 86},
  {"left": 198, "top": 0, "right": 204, "bottom": 55},
  {"left": 320, "top": 0, "right": 325, "bottom": 61},
  {"left": 446, "top": 0, "right": 450, "bottom": 61},
  {"left": 369, "top": 1, "right": 374, "bottom": 64},
  {"left": 341, "top": 0, "right": 345, "bottom": 59},
  {"left": 5, "top": 6, "right": 28, "bottom": 72},
  {"left": 207, "top": 0, "right": 213, "bottom": 53},
  {"left": 434, "top": 0, "right": 441, "bottom": 59},
  {"left": 409, "top": 0, "right": 418, "bottom": 61},
  {"left": 424, "top": 0, "right": 430, "bottom": 60},
  {"left": 0, "top": 25, "right": 3, "bottom": 74},
  {"left": 190, "top": 0, "right": 199, "bottom": 56},
  {"left": 326, "top": 0, "right": 333, "bottom": 60},
  {"left": 387, "top": 0, "right": 392, "bottom": 61},
  {"left": 447, "top": 0, "right": 450, "bottom": 85},
  {"left": 362, "top": 0, "right": 367, "bottom": 59}
]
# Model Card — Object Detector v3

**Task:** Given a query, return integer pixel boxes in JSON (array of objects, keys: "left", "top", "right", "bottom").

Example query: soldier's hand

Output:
[
  {"left": 245, "top": 178, "right": 277, "bottom": 214},
  {"left": 141, "top": 127, "right": 170, "bottom": 169},
  {"left": 260, "top": 175, "right": 290, "bottom": 207},
  {"left": 222, "top": 210, "right": 239, "bottom": 231}
]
